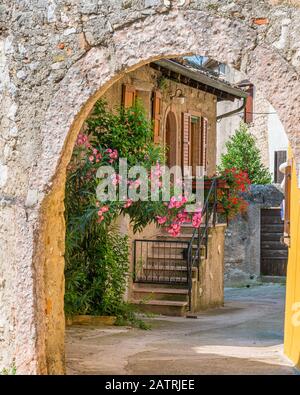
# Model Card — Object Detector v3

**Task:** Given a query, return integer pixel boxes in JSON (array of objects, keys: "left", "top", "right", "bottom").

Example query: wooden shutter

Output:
[
  {"left": 182, "top": 112, "right": 191, "bottom": 169},
  {"left": 201, "top": 117, "right": 208, "bottom": 172},
  {"left": 122, "top": 84, "right": 136, "bottom": 108},
  {"left": 152, "top": 91, "right": 162, "bottom": 143},
  {"left": 191, "top": 117, "right": 201, "bottom": 177},
  {"left": 274, "top": 150, "right": 287, "bottom": 184},
  {"left": 244, "top": 84, "right": 254, "bottom": 124},
  {"left": 284, "top": 163, "right": 292, "bottom": 240}
]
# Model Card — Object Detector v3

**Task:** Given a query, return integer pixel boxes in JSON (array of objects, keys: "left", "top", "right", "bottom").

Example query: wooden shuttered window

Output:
[
  {"left": 182, "top": 112, "right": 191, "bottom": 169},
  {"left": 201, "top": 117, "right": 208, "bottom": 172},
  {"left": 190, "top": 116, "right": 201, "bottom": 177},
  {"left": 152, "top": 91, "right": 162, "bottom": 143},
  {"left": 182, "top": 113, "right": 208, "bottom": 175},
  {"left": 244, "top": 84, "right": 254, "bottom": 124},
  {"left": 122, "top": 84, "right": 136, "bottom": 108}
]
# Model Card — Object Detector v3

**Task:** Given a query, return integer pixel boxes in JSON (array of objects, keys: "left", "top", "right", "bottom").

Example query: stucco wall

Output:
[
  {"left": 192, "top": 224, "right": 226, "bottom": 311},
  {"left": 216, "top": 66, "right": 283, "bottom": 174},
  {"left": 1, "top": 0, "right": 300, "bottom": 374}
]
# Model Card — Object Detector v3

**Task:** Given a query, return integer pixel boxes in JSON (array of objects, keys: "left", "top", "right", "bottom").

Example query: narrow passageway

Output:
[{"left": 66, "top": 284, "right": 297, "bottom": 375}]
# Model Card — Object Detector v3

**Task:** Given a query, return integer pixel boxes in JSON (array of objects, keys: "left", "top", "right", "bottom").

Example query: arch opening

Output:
[{"left": 27, "top": 11, "right": 300, "bottom": 375}]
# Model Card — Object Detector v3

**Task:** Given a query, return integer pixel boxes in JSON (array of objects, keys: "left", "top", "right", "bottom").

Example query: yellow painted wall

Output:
[{"left": 284, "top": 151, "right": 300, "bottom": 368}]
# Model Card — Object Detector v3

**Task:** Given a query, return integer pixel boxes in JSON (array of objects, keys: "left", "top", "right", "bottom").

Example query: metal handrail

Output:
[
  {"left": 187, "top": 178, "right": 218, "bottom": 311},
  {"left": 133, "top": 238, "right": 190, "bottom": 285}
]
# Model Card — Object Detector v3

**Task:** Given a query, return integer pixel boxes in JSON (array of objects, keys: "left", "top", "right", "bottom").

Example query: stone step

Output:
[
  {"left": 135, "top": 275, "right": 188, "bottom": 283},
  {"left": 142, "top": 266, "right": 188, "bottom": 278},
  {"left": 132, "top": 299, "right": 188, "bottom": 316},
  {"left": 133, "top": 282, "right": 188, "bottom": 290},
  {"left": 157, "top": 233, "right": 203, "bottom": 241},
  {"left": 143, "top": 264, "right": 188, "bottom": 271},
  {"left": 132, "top": 286, "right": 188, "bottom": 302},
  {"left": 146, "top": 254, "right": 186, "bottom": 261},
  {"left": 152, "top": 242, "right": 190, "bottom": 249}
]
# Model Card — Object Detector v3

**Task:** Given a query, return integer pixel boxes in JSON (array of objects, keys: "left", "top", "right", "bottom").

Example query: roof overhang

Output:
[{"left": 151, "top": 59, "right": 248, "bottom": 102}]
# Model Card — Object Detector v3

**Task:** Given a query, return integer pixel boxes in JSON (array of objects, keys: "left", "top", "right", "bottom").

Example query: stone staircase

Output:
[{"left": 131, "top": 224, "right": 206, "bottom": 316}]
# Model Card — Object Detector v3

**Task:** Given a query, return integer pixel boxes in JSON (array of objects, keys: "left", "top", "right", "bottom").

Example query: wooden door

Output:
[
  {"left": 260, "top": 208, "right": 288, "bottom": 276},
  {"left": 165, "top": 111, "right": 177, "bottom": 168}
]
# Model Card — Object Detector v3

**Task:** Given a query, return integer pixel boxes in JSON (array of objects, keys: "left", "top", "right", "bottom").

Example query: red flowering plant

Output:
[{"left": 216, "top": 167, "right": 251, "bottom": 219}]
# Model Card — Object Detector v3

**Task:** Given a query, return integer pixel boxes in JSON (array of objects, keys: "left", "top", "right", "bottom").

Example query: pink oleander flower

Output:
[
  {"left": 192, "top": 212, "right": 202, "bottom": 228},
  {"left": 106, "top": 148, "right": 112, "bottom": 153},
  {"left": 129, "top": 179, "right": 141, "bottom": 189},
  {"left": 97, "top": 216, "right": 104, "bottom": 223},
  {"left": 176, "top": 210, "right": 189, "bottom": 224},
  {"left": 168, "top": 196, "right": 177, "bottom": 209},
  {"left": 156, "top": 216, "right": 167, "bottom": 225},
  {"left": 123, "top": 199, "right": 133, "bottom": 208},
  {"left": 111, "top": 174, "right": 122, "bottom": 185},
  {"left": 76, "top": 133, "right": 90, "bottom": 148},
  {"left": 89, "top": 155, "right": 94, "bottom": 163},
  {"left": 167, "top": 223, "right": 181, "bottom": 237},
  {"left": 109, "top": 149, "right": 118, "bottom": 160},
  {"left": 101, "top": 205, "right": 109, "bottom": 213}
]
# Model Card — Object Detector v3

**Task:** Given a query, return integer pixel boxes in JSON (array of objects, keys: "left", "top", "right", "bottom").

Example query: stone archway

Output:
[{"left": 2, "top": 6, "right": 300, "bottom": 374}]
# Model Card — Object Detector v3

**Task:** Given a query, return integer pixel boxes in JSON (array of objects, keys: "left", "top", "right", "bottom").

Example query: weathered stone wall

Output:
[
  {"left": 1, "top": 0, "right": 300, "bottom": 374},
  {"left": 224, "top": 185, "right": 284, "bottom": 287}
]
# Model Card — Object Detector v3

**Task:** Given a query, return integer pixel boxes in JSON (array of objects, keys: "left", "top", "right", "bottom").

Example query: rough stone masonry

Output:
[{"left": 0, "top": 0, "right": 300, "bottom": 374}]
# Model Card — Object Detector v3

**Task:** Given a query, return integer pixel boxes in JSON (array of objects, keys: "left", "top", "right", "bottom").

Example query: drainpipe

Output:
[{"left": 216, "top": 97, "right": 247, "bottom": 121}]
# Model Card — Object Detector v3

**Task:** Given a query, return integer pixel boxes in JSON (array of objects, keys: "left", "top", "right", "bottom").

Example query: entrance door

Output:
[
  {"left": 260, "top": 208, "right": 288, "bottom": 276},
  {"left": 166, "top": 111, "right": 177, "bottom": 169}
]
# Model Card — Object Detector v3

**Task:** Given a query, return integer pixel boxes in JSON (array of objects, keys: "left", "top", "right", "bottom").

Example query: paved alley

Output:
[{"left": 66, "top": 284, "right": 298, "bottom": 375}]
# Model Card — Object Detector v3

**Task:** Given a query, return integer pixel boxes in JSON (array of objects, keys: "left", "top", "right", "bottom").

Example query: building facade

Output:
[{"left": 97, "top": 59, "right": 245, "bottom": 315}]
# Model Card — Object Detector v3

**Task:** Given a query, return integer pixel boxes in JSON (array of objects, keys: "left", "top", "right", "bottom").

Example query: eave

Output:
[{"left": 151, "top": 59, "right": 248, "bottom": 102}]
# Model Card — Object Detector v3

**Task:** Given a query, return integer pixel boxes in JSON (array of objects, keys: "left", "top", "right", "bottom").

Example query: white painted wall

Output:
[
  {"left": 216, "top": 65, "right": 288, "bottom": 181},
  {"left": 267, "top": 103, "right": 288, "bottom": 179}
]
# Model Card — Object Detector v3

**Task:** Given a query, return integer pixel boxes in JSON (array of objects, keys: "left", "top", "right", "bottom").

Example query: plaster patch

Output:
[{"left": 0, "top": 164, "right": 8, "bottom": 188}]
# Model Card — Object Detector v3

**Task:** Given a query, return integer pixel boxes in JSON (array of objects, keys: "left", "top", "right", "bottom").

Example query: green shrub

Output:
[
  {"left": 64, "top": 100, "right": 164, "bottom": 327},
  {"left": 1, "top": 364, "right": 16, "bottom": 375},
  {"left": 218, "top": 122, "right": 272, "bottom": 185}
]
